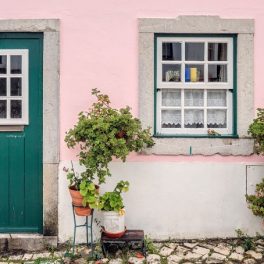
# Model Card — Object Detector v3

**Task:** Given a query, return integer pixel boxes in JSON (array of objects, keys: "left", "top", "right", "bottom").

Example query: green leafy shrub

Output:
[
  {"left": 64, "top": 89, "right": 154, "bottom": 208},
  {"left": 65, "top": 88, "right": 154, "bottom": 184},
  {"left": 246, "top": 179, "right": 264, "bottom": 218},
  {"left": 248, "top": 108, "right": 264, "bottom": 154},
  {"left": 246, "top": 108, "right": 264, "bottom": 217}
]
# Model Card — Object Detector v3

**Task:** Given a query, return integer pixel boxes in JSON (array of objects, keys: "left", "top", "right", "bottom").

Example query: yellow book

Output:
[{"left": 190, "top": 68, "right": 197, "bottom": 82}]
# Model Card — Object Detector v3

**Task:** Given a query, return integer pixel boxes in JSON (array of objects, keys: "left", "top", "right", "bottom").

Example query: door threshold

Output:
[{"left": 0, "top": 234, "right": 57, "bottom": 252}]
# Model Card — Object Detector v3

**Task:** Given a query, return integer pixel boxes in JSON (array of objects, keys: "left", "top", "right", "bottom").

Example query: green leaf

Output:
[{"left": 87, "top": 183, "right": 95, "bottom": 191}]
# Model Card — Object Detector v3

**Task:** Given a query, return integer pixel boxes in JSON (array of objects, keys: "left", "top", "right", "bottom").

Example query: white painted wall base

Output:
[{"left": 58, "top": 161, "right": 264, "bottom": 243}]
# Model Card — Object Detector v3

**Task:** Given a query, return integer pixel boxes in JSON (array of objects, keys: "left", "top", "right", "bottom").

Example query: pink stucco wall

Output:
[{"left": 2, "top": 0, "right": 264, "bottom": 162}]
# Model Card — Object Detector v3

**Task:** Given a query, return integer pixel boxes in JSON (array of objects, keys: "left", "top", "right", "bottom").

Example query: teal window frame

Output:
[{"left": 154, "top": 33, "right": 238, "bottom": 138}]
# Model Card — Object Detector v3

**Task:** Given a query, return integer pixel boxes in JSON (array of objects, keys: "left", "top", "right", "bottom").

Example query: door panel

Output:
[{"left": 0, "top": 34, "right": 43, "bottom": 233}]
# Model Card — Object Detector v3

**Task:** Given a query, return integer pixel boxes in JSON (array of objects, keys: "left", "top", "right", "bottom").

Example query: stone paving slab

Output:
[{"left": 1, "top": 237, "right": 264, "bottom": 263}]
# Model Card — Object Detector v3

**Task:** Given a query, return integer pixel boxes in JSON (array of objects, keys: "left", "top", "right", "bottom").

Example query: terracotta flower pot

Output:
[
  {"left": 69, "top": 187, "right": 92, "bottom": 216},
  {"left": 115, "top": 130, "right": 126, "bottom": 139}
]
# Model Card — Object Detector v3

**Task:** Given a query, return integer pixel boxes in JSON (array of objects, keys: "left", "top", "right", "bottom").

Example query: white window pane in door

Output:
[
  {"left": 208, "top": 64, "right": 227, "bottom": 82},
  {"left": 208, "top": 43, "right": 227, "bottom": 61},
  {"left": 162, "top": 43, "right": 181, "bottom": 61},
  {"left": 10, "top": 100, "right": 22, "bottom": 118},
  {"left": 184, "top": 110, "right": 204, "bottom": 128},
  {"left": 184, "top": 90, "right": 203, "bottom": 106},
  {"left": 161, "top": 110, "right": 181, "bottom": 128},
  {"left": 0, "top": 56, "right": 7, "bottom": 74},
  {"left": 11, "top": 55, "right": 22, "bottom": 74},
  {"left": 162, "top": 89, "right": 181, "bottom": 106},
  {"left": 0, "top": 100, "right": 7, "bottom": 118},
  {"left": 185, "top": 64, "right": 204, "bottom": 82},
  {"left": 207, "top": 109, "right": 227, "bottom": 128},
  {"left": 11, "top": 78, "right": 22, "bottom": 96},
  {"left": 207, "top": 90, "right": 226, "bottom": 106},
  {"left": 0, "top": 78, "right": 6, "bottom": 96},
  {"left": 185, "top": 42, "right": 204, "bottom": 61},
  {"left": 162, "top": 64, "right": 181, "bottom": 82}
]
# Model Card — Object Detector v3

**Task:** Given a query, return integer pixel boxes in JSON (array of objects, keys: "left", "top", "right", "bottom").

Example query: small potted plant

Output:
[
  {"left": 64, "top": 163, "right": 99, "bottom": 216},
  {"left": 99, "top": 181, "right": 129, "bottom": 237}
]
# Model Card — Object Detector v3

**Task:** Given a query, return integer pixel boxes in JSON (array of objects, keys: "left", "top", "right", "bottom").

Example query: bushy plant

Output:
[
  {"left": 248, "top": 108, "right": 264, "bottom": 154},
  {"left": 246, "top": 108, "right": 264, "bottom": 217},
  {"left": 65, "top": 88, "right": 154, "bottom": 184},
  {"left": 64, "top": 89, "right": 154, "bottom": 208}
]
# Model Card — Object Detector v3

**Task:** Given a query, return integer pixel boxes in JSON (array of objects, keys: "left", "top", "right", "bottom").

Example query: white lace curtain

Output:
[
  {"left": 184, "top": 110, "right": 204, "bottom": 126},
  {"left": 184, "top": 90, "right": 203, "bottom": 106},
  {"left": 207, "top": 90, "right": 226, "bottom": 106},
  {"left": 161, "top": 89, "right": 227, "bottom": 128},
  {"left": 162, "top": 90, "right": 181, "bottom": 106},
  {"left": 207, "top": 110, "right": 226, "bottom": 127},
  {"left": 161, "top": 110, "right": 181, "bottom": 126}
]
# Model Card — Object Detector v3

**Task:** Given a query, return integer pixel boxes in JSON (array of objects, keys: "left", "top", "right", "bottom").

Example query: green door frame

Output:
[
  {"left": 0, "top": 33, "right": 43, "bottom": 233},
  {"left": 0, "top": 19, "right": 60, "bottom": 237}
]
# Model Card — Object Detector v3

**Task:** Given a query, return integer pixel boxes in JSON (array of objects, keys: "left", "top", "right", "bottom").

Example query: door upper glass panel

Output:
[{"left": 0, "top": 50, "right": 28, "bottom": 125}]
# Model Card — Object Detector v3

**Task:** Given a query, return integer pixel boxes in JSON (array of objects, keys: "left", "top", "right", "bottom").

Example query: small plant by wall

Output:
[{"left": 246, "top": 108, "right": 264, "bottom": 218}]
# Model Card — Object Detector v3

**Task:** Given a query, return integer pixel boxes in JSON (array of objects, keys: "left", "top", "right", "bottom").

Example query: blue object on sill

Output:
[{"left": 185, "top": 67, "right": 190, "bottom": 82}]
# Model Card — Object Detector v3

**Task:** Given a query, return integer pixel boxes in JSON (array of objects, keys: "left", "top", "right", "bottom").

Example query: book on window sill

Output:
[{"left": 190, "top": 68, "right": 197, "bottom": 82}]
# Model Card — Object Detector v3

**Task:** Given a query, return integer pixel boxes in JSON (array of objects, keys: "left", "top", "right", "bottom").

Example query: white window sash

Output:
[
  {"left": 157, "top": 37, "right": 233, "bottom": 90},
  {"left": 157, "top": 89, "right": 233, "bottom": 135}
]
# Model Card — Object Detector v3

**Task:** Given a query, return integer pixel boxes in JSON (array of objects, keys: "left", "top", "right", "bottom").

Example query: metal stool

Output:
[{"left": 72, "top": 204, "right": 94, "bottom": 255}]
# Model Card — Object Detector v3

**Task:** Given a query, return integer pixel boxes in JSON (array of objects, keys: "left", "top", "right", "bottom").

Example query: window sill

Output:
[
  {"left": 143, "top": 137, "right": 254, "bottom": 156},
  {"left": 154, "top": 134, "right": 239, "bottom": 139}
]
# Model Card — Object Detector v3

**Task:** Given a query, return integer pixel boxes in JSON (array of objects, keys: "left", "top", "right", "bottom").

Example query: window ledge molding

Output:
[
  {"left": 139, "top": 16, "right": 254, "bottom": 156},
  {"left": 138, "top": 16, "right": 254, "bottom": 34},
  {"left": 142, "top": 138, "right": 254, "bottom": 156}
]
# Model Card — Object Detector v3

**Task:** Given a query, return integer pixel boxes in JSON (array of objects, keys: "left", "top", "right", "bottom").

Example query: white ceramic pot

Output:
[{"left": 102, "top": 211, "right": 125, "bottom": 234}]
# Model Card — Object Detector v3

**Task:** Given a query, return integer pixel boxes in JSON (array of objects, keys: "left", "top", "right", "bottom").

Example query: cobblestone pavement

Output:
[{"left": 1, "top": 237, "right": 264, "bottom": 264}]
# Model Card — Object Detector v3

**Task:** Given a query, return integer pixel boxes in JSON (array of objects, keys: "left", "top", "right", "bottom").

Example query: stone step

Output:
[{"left": 0, "top": 234, "right": 57, "bottom": 252}]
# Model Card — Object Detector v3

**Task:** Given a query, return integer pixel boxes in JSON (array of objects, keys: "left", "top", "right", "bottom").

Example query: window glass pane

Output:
[
  {"left": 185, "top": 42, "right": 204, "bottom": 61},
  {"left": 208, "top": 65, "right": 227, "bottom": 82},
  {"left": 0, "top": 56, "right": 7, "bottom": 74},
  {"left": 162, "top": 42, "right": 181, "bottom": 61},
  {"left": 0, "top": 78, "right": 6, "bottom": 96},
  {"left": 162, "top": 64, "right": 181, "bottom": 82},
  {"left": 184, "top": 90, "right": 203, "bottom": 106},
  {"left": 0, "top": 100, "right": 6, "bottom": 118},
  {"left": 208, "top": 43, "right": 227, "bottom": 61},
  {"left": 11, "top": 55, "right": 22, "bottom": 74},
  {"left": 11, "top": 78, "right": 22, "bottom": 96},
  {"left": 184, "top": 110, "right": 204, "bottom": 128},
  {"left": 207, "top": 109, "right": 227, "bottom": 128},
  {"left": 161, "top": 110, "right": 181, "bottom": 128},
  {"left": 185, "top": 65, "right": 204, "bottom": 82},
  {"left": 162, "top": 89, "right": 181, "bottom": 106},
  {"left": 11, "top": 100, "right": 22, "bottom": 118},
  {"left": 207, "top": 90, "right": 226, "bottom": 107}
]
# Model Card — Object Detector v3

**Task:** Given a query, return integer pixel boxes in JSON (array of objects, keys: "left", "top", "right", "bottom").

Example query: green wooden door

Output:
[{"left": 0, "top": 33, "right": 43, "bottom": 233}]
